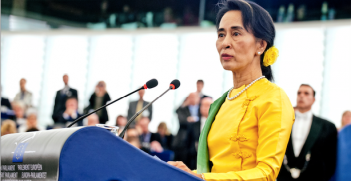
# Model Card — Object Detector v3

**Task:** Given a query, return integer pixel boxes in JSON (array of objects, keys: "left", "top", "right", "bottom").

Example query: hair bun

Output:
[{"left": 263, "top": 46, "right": 279, "bottom": 67}]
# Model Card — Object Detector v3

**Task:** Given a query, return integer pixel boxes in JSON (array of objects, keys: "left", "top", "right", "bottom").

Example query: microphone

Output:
[
  {"left": 119, "top": 79, "right": 181, "bottom": 138},
  {"left": 67, "top": 79, "right": 158, "bottom": 128}
]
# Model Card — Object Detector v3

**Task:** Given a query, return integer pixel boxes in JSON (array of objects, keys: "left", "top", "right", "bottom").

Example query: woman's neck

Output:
[{"left": 232, "top": 69, "right": 263, "bottom": 89}]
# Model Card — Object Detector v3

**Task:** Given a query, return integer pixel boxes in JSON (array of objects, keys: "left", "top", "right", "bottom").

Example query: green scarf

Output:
[{"left": 197, "top": 91, "right": 228, "bottom": 174}]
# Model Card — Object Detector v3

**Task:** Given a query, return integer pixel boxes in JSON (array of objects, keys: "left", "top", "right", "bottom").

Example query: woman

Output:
[
  {"left": 88, "top": 81, "right": 111, "bottom": 124},
  {"left": 157, "top": 122, "right": 173, "bottom": 150},
  {"left": 168, "top": 0, "right": 295, "bottom": 180}
]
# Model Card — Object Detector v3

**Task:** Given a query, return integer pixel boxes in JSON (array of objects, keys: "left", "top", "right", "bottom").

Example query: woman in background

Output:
[
  {"left": 1, "top": 119, "right": 17, "bottom": 136},
  {"left": 169, "top": 0, "right": 294, "bottom": 180},
  {"left": 157, "top": 122, "right": 173, "bottom": 150},
  {"left": 88, "top": 81, "right": 111, "bottom": 124}
]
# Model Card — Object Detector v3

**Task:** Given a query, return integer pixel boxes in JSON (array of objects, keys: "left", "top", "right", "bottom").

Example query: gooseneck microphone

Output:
[
  {"left": 119, "top": 79, "right": 181, "bottom": 138},
  {"left": 67, "top": 79, "right": 158, "bottom": 128}
]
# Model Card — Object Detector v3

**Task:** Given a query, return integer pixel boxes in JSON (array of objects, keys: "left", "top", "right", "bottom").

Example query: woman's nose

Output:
[{"left": 222, "top": 37, "right": 231, "bottom": 49}]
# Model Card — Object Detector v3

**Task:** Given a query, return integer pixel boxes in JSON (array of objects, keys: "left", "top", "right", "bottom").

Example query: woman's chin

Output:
[{"left": 221, "top": 63, "right": 235, "bottom": 71}]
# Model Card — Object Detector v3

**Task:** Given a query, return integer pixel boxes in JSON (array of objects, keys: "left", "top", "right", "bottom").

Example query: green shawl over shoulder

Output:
[{"left": 197, "top": 91, "right": 228, "bottom": 174}]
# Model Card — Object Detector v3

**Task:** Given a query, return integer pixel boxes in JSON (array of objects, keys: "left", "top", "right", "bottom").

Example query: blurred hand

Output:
[
  {"left": 150, "top": 141, "right": 163, "bottom": 153},
  {"left": 167, "top": 161, "right": 203, "bottom": 179},
  {"left": 65, "top": 108, "right": 75, "bottom": 116},
  {"left": 187, "top": 116, "right": 196, "bottom": 123}
]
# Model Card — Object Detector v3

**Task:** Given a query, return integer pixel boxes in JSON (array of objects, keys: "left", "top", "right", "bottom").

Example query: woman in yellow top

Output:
[{"left": 168, "top": 0, "right": 295, "bottom": 180}]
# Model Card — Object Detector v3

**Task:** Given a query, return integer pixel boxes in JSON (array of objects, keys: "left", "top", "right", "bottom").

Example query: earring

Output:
[{"left": 258, "top": 52, "right": 261, "bottom": 55}]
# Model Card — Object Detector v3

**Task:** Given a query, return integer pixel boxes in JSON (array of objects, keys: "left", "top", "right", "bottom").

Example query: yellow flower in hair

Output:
[{"left": 263, "top": 46, "right": 279, "bottom": 67}]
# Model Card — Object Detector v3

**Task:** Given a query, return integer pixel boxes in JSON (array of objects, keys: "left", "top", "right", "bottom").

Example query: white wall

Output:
[{"left": 1, "top": 20, "right": 350, "bottom": 132}]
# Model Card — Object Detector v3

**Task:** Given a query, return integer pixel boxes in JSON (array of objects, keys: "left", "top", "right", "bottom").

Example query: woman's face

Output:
[{"left": 216, "top": 10, "right": 262, "bottom": 72}]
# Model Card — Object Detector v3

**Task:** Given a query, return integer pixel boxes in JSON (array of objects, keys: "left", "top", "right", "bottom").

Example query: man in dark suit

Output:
[
  {"left": 127, "top": 89, "right": 152, "bottom": 126},
  {"left": 172, "top": 92, "right": 201, "bottom": 166},
  {"left": 278, "top": 84, "right": 337, "bottom": 181},
  {"left": 196, "top": 80, "right": 208, "bottom": 99},
  {"left": 56, "top": 97, "right": 83, "bottom": 127},
  {"left": 187, "top": 97, "right": 213, "bottom": 169},
  {"left": 137, "top": 117, "right": 163, "bottom": 153},
  {"left": 52, "top": 74, "right": 78, "bottom": 123}
]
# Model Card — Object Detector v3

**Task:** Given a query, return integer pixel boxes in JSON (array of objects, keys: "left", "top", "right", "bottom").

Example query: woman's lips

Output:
[{"left": 222, "top": 53, "right": 233, "bottom": 60}]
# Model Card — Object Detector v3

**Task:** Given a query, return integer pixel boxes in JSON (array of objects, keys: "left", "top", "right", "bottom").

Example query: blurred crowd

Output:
[
  {"left": 1, "top": 75, "right": 351, "bottom": 171},
  {"left": 94, "top": 1, "right": 338, "bottom": 29}
]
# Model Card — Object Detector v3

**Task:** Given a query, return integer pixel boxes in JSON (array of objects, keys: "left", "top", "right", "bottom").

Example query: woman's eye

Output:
[
  {"left": 218, "top": 33, "right": 225, "bottom": 38},
  {"left": 234, "top": 32, "right": 240, "bottom": 36}
]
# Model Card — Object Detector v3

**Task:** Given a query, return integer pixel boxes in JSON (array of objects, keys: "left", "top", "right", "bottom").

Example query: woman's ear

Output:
[{"left": 256, "top": 39, "right": 267, "bottom": 54}]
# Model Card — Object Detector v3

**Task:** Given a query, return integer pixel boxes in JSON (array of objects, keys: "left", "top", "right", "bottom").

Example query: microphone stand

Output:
[
  {"left": 67, "top": 87, "right": 143, "bottom": 128},
  {"left": 119, "top": 87, "right": 171, "bottom": 138}
]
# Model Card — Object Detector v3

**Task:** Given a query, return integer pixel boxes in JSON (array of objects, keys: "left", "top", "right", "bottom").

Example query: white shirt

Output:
[
  {"left": 14, "top": 90, "right": 33, "bottom": 108},
  {"left": 292, "top": 110, "right": 313, "bottom": 157},
  {"left": 200, "top": 117, "right": 207, "bottom": 132}
]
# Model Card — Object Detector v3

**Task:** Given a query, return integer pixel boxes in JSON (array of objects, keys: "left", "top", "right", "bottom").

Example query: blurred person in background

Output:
[
  {"left": 87, "top": 113, "right": 100, "bottom": 126},
  {"left": 116, "top": 115, "right": 127, "bottom": 130},
  {"left": 56, "top": 97, "right": 83, "bottom": 127},
  {"left": 87, "top": 81, "right": 111, "bottom": 124},
  {"left": 1, "top": 85, "right": 14, "bottom": 120},
  {"left": 12, "top": 101, "right": 26, "bottom": 127},
  {"left": 137, "top": 117, "right": 163, "bottom": 153},
  {"left": 117, "top": 5, "right": 136, "bottom": 26},
  {"left": 278, "top": 84, "right": 337, "bottom": 181},
  {"left": 1, "top": 119, "right": 17, "bottom": 136},
  {"left": 125, "top": 128, "right": 151, "bottom": 153},
  {"left": 18, "top": 109, "right": 44, "bottom": 132},
  {"left": 187, "top": 97, "right": 213, "bottom": 169},
  {"left": 163, "top": 7, "right": 177, "bottom": 24},
  {"left": 196, "top": 80, "right": 208, "bottom": 99},
  {"left": 13, "top": 78, "right": 32, "bottom": 110},
  {"left": 127, "top": 89, "right": 153, "bottom": 126},
  {"left": 157, "top": 122, "right": 173, "bottom": 150},
  {"left": 172, "top": 92, "right": 201, "bottom": 166},
  {"left": 183, "top": 6, "right": 198, "bottom": 26},
  {"left": 26, "top": 127, "right": 40, "bottom": 132},
  {"left": 125, "top": 127, "right": 140, "bottom": 140},
  {"left": 340, "top": 110, "right": 351, "bottom": 130},
  {"left": 52, "top": 74, "right": 78, "bottom": 123},
  {"left": 1, "top": 96, "right": 12, "bottom": 111}
]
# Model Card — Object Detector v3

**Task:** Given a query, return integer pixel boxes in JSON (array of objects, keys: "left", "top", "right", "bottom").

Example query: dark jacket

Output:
[
  {"left": 1, "top": 97, "right": 15, "bottom": 120},
  {"left": 127, "top": 100, "right": 152, "bottom": 125},
  {"left": 277, "top": 115, "right": 337, "bottom": 181},
  {"left": 1, "top": 97, "right": 12, "bottom": 110},
  {"left": 57, "top": 110, "right": 83, "bottom": 127},
  {"left": 187, "top": 120, "right": 202, "bottom": 170},
  {"left": 139, "top": 132, "right": 162, "bottom": 150},
  {"left": 88, "top": 93, "right": 111, "bottom": 124},
  {"left": 172, "top": 105, "right": 201, "bottom": 165},
  {"left": 172, "top": 105, "right": 201, "bottom": 149},
  {"left": 159, "top": 134, "right": 174, "bottom": 150},
  {"left": 52, "top": 88, "right": 78, "bottom": 122}
]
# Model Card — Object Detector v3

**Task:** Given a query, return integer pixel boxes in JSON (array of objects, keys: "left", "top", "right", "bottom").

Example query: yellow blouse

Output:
[{"left": 204, "top": 78, "right": 294, "bottom": 181}]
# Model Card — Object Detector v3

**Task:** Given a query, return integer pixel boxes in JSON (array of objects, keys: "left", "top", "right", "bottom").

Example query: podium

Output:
[{"left": 1, "top": 126, "right": 203, "bottom": 181}]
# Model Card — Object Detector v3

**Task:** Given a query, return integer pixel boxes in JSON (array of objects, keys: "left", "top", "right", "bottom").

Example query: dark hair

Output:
[
  {"left": 197, "top": 80, "right": 204, "bottom": 84},
  {"left": 300, "top": 84, "right": 316, "bottom": 97},
  {"left": 26, "top": 127, "right": 39, "bottom": 132},
  {"left": 66, "top": 96, "right": 78, "bottom": 101},
  {"left": 216, "top": 0, "right": 275, "bottom": 81}
]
